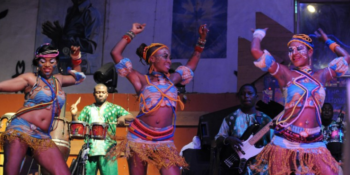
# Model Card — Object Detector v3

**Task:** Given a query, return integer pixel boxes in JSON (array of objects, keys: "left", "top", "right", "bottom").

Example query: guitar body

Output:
[{"left": 219, "top": 124, "right": 262, "bottom": 174}]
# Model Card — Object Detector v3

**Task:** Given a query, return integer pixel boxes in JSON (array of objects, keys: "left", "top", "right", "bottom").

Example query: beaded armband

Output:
[
  {"left": 175, "top": 66, "right": 194, "bottom": 85},
  {"left": 115, "top": 58, "right": 133, "bottom": 77},
  {"left": 254, "top": 50, "right": 276, "bottom": 71},
  {"left": 328, "top": 57, "right": 349, "bottom": 77}
]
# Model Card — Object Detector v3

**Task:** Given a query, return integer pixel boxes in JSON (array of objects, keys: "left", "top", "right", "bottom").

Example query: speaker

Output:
[
  {"left": 182, "top": 149, "right": 211, "bottom": 175},
  {"left": 198, "top": 105, "right": 240, "bottom": 147},
  {"left": 93, "top": 62, "right": 118, "bottom": 93}
]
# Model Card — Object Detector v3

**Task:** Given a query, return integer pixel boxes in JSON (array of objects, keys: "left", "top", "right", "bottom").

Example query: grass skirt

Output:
[
  {"left": 107, "top": 128, "right": 188, "bottom": 169},
  {"left": 250, "top": 136, "right": 339, "bottom": 175},
  {"left": 0, "top": 118, "right": 55, "bottom": 151}
]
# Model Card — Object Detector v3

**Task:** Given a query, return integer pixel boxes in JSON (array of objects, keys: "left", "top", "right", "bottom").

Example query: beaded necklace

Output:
[{"left": 277, "top": 66, "right": 322, "bottom": 127}]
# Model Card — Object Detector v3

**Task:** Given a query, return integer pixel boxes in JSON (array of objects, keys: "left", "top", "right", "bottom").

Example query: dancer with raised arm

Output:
[
  {"left": 249, "top": 28, "right": 349, "bottom": 174},
  {"left": 107, "top": 23, "right": 208, "bottom": 175},
  {"left": 0, "top": 44, "right": 86, "bottom": 175}
]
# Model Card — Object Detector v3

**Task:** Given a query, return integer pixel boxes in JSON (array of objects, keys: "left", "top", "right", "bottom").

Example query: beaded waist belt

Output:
[
  {"left": 128, "top": 119, "right": 174, "bottom": 141},
  {"left": 275, "top": 126, "right": 323, "bottom": 143}
]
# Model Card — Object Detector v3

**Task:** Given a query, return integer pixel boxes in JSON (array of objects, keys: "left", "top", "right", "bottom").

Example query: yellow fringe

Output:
[
  {"left": 0, "top": 130, "right": 55, "bottom": 151},
  {"left": 106, "top": 139, "right": 188, "bottom": 169},
  {"left": 250, "top": 144, "right": 339, "bottom": 175}
]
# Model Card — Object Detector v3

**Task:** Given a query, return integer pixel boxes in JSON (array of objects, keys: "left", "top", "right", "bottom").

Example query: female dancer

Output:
[
  {"left": 107, "top": 23, "right": 208, "bottom": 175},
  {"left": 250, "top": 28, "right": 349, "bottom": 174},
  {"left": 0, "top": 44, "right": 86, "bottom": 175}
]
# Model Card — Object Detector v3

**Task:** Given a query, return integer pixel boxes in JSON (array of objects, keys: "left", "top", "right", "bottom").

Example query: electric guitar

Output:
[{"left": 219, "top": 111, "right": 284, "bottom": 174}]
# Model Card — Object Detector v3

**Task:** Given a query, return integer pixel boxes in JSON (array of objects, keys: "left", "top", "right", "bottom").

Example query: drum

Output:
[
  {"left": 0, "top": 113, "right": 15, "bottom": 133},
  {"left": 90, "top": 122, "right": 108, "bottom": 139},
  {"left": 42, "top": 117, "right": 71, "bottom": 175},
  {"left": 70, "top": 121, "right": 89, "bottom": 139},
  {"left": 50, "top": 117, "right": 71, "bottom": 149},
  {"left": 328, "top": 123, "right": 344, "bottom": 143},
  {"left": 327, "top": 123, "right": 344, "bottom": 162}
]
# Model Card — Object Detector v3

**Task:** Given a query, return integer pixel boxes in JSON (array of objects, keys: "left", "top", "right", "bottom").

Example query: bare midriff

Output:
[
  {"left": 17, "top": 106, "right": 54, "bottom": 132},
  {"left": 137, "top": 106, "right": 174, "bottom": 128},
  {"left": 280, "top": 107, "right": 319, "bottom": 128}
]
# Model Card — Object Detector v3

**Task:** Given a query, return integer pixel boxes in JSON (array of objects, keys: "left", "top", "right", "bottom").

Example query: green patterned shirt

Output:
[{"left": 78, "top": 101, "right": 130, "bottom": 156}]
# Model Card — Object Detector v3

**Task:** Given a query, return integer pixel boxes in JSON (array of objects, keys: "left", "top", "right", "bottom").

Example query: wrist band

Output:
[
  {"left": 122, "top": 31, "right": 136, "bottom": 44},
  {"left": 122, "top": 35, "right": 132, "bottom": 44},
  {"left": 197, "top": 38, "right": 206, "bottom": 46},
  {"left": 195, "top": 38, "right": 206, "bottom": 53},
  {"left": 253, "top": 29, "right": 266, "bottom": 41},
  {"left": 72, "top": 58, "right": 82, "bottom": 66},
  {"left": 329, "top": 42, "right": 340, "bottom": 53},
  {"left": 70, "top": 52, "right": 81, "bottom": 60},
  {"left": 126, "top": 31, "right": 135, "bottom": 39},
  {"left": 195, "top": 46, "right": 204, "bottom": 53},
  {"left": 325, "top": 39, "right": 335, "bottom": 47}
]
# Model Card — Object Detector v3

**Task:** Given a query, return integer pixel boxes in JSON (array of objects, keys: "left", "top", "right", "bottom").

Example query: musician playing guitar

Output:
[{"left": 215, "top": 83, "right": 274, "bottom": 175}]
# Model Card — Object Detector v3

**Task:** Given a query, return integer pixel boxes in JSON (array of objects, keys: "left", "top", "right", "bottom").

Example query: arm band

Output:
[
  {"left": 175, "top": 66, "right": 194, "bottom": 85},
  {"left": 254, "top": 50, "right": 276, "bottom": 71},
  {"left": 115, "top": 58, "right": 133, "bottom": 77}
]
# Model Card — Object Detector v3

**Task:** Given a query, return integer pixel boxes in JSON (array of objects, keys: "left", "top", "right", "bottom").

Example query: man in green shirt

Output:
[{"left": 71, "top": 83, "right": 134, "bottom": 175}]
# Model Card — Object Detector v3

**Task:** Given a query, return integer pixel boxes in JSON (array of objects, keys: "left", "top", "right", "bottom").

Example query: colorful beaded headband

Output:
[
  {"left": 35, "top": 43, "right": 59, "bottom": 58},
  {"left": 142, "top": 43, "right": 168, "bottom": 63},
  {"left": 287, "top": 34, "right": 314, "bottom": 50}
]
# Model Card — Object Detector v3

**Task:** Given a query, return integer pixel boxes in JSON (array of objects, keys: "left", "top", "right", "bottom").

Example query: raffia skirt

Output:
[
  {"left": 106, "top": 119, "right": 188, "bottom": 169},
  {"left": 0, "top": 117, "right": 55, "bottom": 151},
  {"left": 250, "top": 135, "right": 339, "bottom": 175}
]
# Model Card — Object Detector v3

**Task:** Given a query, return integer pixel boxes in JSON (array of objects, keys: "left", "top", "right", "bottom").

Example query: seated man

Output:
[{"left": 215, "top": 84, "right": 273, "bottom": 175}]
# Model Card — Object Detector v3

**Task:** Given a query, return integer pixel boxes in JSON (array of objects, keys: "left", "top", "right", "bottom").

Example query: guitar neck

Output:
[{"left": 248, "top": 111, "right": 284, "bottom": 145}]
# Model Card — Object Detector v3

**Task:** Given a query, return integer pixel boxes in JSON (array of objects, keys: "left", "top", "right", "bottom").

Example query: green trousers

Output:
[{"left": 85, "top": 155, "right": 118, "bottom": 175}]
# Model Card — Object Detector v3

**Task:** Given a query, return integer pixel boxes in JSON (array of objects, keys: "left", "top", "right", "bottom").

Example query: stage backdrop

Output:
[
  {"left": 35, "top": 0, "right": 106, "bottom": 75},
  {"left": 298, "top": 2, "right": 350, "bottom": 74},
  {"left": 171, "top": 0, "right": 227, "bottom": 59}
]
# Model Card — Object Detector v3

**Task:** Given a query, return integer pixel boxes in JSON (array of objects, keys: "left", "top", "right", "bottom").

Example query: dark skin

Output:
[
  {"left": 110, "top": 23, "right": 208, "bottom": 175},
  {"left": 251, "top": 28, "right": 350, "bottom": 129},
  {"left": 216, "top": 86, "right": 258, "bottom": 154},
  {"left": 251, "top": 28, "right": 349, "bottom": 175},
  {"left": 0, "top": 46, "right": 81, "bottom": 175}
]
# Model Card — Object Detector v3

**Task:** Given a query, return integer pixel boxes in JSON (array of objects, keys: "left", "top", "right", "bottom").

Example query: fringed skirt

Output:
[
  {"left": 0, "top": 117, "right": 55, "bottom": 151},
  {"left": 250, "top": 135, "right": 339, "bottom": 175},
  {"left": 106, "top": 119, "right": 188, "bottom": 169}
]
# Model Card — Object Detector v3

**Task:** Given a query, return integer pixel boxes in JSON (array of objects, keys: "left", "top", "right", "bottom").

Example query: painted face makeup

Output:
[
  {"left": 288, "top": 45, "right": 308, "bottom": 60},
  {"left": 38, "top": 57, "right": 57, "bottom": 76},
  {"left": 288, "top": 42, "right": 310, "bottom": 67},
  {"left": 153, "top": 48, "right": 171, "bottom": 73}
]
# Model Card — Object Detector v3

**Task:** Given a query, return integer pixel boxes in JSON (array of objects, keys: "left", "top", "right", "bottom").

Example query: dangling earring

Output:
[{"left": 36, "top": 67, "right": 39, "bottom": 72}]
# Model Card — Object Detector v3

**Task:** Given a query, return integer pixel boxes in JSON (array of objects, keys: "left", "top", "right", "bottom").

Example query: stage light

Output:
[
  {"left": 307, "top": 5, "right": 316, "bottom": 13},
  {"left": 93, "top": 62, "right": 118, "bottom": 93}
]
